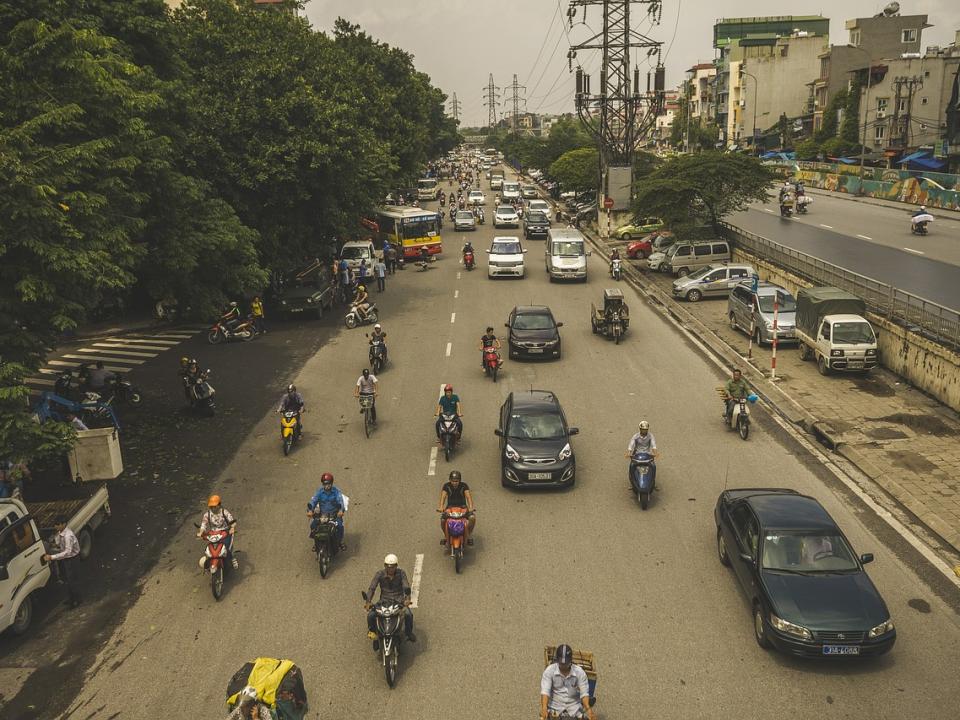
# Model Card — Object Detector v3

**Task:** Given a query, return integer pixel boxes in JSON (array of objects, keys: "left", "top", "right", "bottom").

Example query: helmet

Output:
[
  {"left": 554, "top": 644, "right": 573, "bottom": 664},
  {"left": 357, "top": 284, "right": 366, "bottom": 292},
  {"left": 638, "top": 420, "right": 649, "bottom": 431},
  {"left": 374, "top": 323, "right": 381, "bottom": 330},
  {"left": 239, "top": 686, "right": 258, "bottom": 705},
  {"left": 448, "top": 470, "right": 462, "bottom": 481},
  {"left": 189, "top": 358, "right": 198, "bottom": 366},
  {"left": 180, "top": 356, "right": 189, "bottom": 366},
  {"left": 287, "top": 384, "right": 296, "bottom": 394},
  {"left": 384, "top": 553, "right": 398, "bottom": 566},
  {"left": 229, "top": 301, "right": 238, "bottom": 308},
  {"left": 207, "top": 494, "right": 221, "bottom": 507},
  {"left": 920, "top": 205, "right": 926, "bottom": 211},
  {"left": 321, "top": 472, "right": 334, "bottom": 485},
  {"left": 444, "top": 384, "right": 453, "bottom": 392}
]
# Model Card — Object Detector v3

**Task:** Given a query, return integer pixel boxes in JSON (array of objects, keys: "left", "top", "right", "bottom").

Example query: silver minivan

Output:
[
  {"left": 545, "top": 228, "right": 590, "bottom": 281},
  {"left": 671, "top": 263, "right": 756, "bottom": 302},
  {"left": 728, "top": 281, "right": 798, "bottom": 344},
  {"left": 663, "top": 240, "right": 731, "bottom": 276}
]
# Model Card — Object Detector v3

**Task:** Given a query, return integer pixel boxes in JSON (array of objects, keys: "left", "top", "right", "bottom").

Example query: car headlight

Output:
[
  {"left": 868, "top": 618, "right": 894, "bottom": 638},
  {"left": 558, "top": 443, "right": 572, "bottom": 461},
  {"left": 280, "top": 300, "right": 287, "bottom": 306},
  {"left": 865, "top": 348, "right": 877, "bottom": 356},
  {"left": 769, "top": 612, "right": 813, "bottom": 640},
  {"left": 505, "top": 444, "right": 520, "bottom": 462},
  {"left": 306, "top": 297, "right": 313, "bottom": 303},
  {"left": 831, "top": 349, "right": 845, "bottom": 357}
]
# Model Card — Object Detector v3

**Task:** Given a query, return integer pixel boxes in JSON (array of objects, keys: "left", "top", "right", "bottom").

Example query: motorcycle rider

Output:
[
  {"left": 365, "top": 553, "right": 416, "bottom": 644},
  {"left": 369, "top": 323, "right": 388, "bottom": 365},
  {"left": 227, "top": 686, "right": 272, "bottom": 720},
  {"left": 434, "top": 384, "right": 463, "bottom": 443},
  {"left": 437, "top": 470, "right": 475, "bottom": 545},
  {"left": 540, "top": 644, "right": 595, "bottom": 720},
  {"left": 624, "top": 420, "right": 658, "bottom": 487},
  {"left": 462, "top": 240, "right": 474, "bottom": 267},
  {"left": 277, "top": 383, "right": 305, "bottom": 436},
  {"left": 912, "top": 204, "right": 928, "bottom": 217},
  {"left": 196, "top": 494, "right": 238, "bottom": 569},
  {"left": 722, "top": 367, "right": 751, "bottom": 421},
  {"left": 307, "top": 472, "right": 346, "bottom": 550},
  {"left": 219, "top": 301, "right": 242, "bottom": 333},
  {"left": 478, "top": 326, "right": 502, "bottom": 371},
  {"left": 181, "top": 358, "right": 203, "bottom": 403},
  {"left": 352, "top": 284, "right": 371, "bottom": 322},
  {"left": 83, "top": 360, "right": 115, "bottom": 393},
  {"left": 354, "top": 368, "right": 378, "bottom": 423}
]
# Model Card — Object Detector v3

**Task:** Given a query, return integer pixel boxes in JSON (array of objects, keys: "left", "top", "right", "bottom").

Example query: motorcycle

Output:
[
  {"left": 361, "top": 590, "right": 406, "bottom": 688},
  {"left": 911, "top": 213, "right": 933, "bottom": 235},
  {"left": 441, "top": 506, "right": 470, "bottom": 573},
  {"left": 344, "top": 303, "right": 379, "bottom": 329},
  {"left": 438, "top": 413, "right": 460, "bottom": 462},
  {"left": 463, "top": 250, "right": 475, "bottom": 271},
  {"left": 310, "top": 512, "right": 341, "bottom": 578},
  {"left": 482, "top": 345, "right": 502, "bottom": 382},
  {"left": 474, "top": 208, "right": 485, "bottom": 225},
  {"left": 280, "top": 410, "right": 301, "bottom": 455},
  {"left": 195, "top": 524, "right": 232, "bottom": 600},
  {"left": 207, "top": 317, "right": 256, "bottom": 344},
  {"left": 449, "top": 206, "right": 457, "bottom": 221},
  {"left": 368, "top": 336, "right": 387, "bottom": 374},
  {"left": 184, "top": 370, "right": 216, "bottom": 416},
  {"left": 89, "top": 373, "right": 143, "bottom": 407},
  {"left": 725, "top": 394, "right": 758, "bottom": 441},
  {"left": 610, "top": 258, "right": 622, "bottom": 281},
  {"left": 629, "top": 453, "right": 656, "bottom": 510},
  {"left": 796, "top": 194, "right": 812, "bottom": 214}
]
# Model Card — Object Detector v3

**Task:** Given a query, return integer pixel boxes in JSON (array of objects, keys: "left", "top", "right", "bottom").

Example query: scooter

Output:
[
  {"left": 344, "top": 303, "right": 379, "bottom": 329},
  {"left": 911, "top": 213, "right": 933, "bottom": 235},
  {"left": 441, "top": 506, "right": 469, "bottom": 573},
  {"left": 207, "top": 317, "right": 256, "bottom": 344},
  {"left": 309, "top": 511, "right": 341, "bottom": 578},
  {"left": 796, "top": 194, "right": 812, "bottom": 214},
  {"left": 361, "top": 590, "right": 406, "bottom": 688},
  {"left": 185, "top": 370, "right": 216, "bottom": 417},
  {"left": 474, "top": 208, "right": 485, "bottom": 225},
  {"left": 629, "top": 453, "right": 656, "bottom": 510},
  {"left": 483, "top": 345, "right": 502, "bottom": 382},
  {"left": 195, "top": 524, "right": 232, "bottom": 600},
  {"left": 438, "top": 413, "right": 460, "bottom": 462},
  {"left": 725, "top": 394, "right": 758, "bottom": 441},
  {"left": 280, "top": 410, "right": 301, "bottom": 455},
  {"left": 368, "top": 336, "right": 387, "bottom": 374},
  {"left": 610, "top": 258, "right": 622, "bottom": 281},
  {"left": 463, "top": 249, "right": 475, "bottom": 270}
]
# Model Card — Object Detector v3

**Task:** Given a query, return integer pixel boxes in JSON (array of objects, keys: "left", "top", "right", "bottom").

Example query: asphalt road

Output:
[
  {"left": 731, "top": 191, "right": 960, "bottom": 310},
  {"left": 6, "top": 174, "right": 960, "bottom": 720}
]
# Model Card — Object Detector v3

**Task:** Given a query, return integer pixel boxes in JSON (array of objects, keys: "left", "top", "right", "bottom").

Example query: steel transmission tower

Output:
[
  {"left": 483, "top": 74, "right": 501, "bottom": 129},
  {"left": 503, "top": 74, "right": 527, "bottom": 134},
  {"left": 567, "top": 0, "right": 666, "bottom": 207},
  {"left": 448, "top": 92, "right": 462, "bottom": 124}
]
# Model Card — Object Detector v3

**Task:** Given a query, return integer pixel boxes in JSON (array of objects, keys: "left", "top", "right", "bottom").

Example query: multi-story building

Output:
[
  {"left": 654, "top": 91, "right": 681, "bottom": 147},
  {"left": 687, "top": 63, "right": 717, "bottom": 123}
]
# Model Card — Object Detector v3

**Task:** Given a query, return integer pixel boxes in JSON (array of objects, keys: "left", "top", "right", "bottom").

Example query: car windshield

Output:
[
  {"left": 758, "top": 293, "right": 797, "bottom": 313},
  {"left": 497, "top": 205, "right": 516, "bottom": 214},
  {"left": 761, "top": 532, "right": 860, "bottom": 573},
  {"left": 686, "top": 266, "right": 713, "bottom": 280},
  {"left": 832, "top": 322, "right": 875, "bottom": 344},
  {"left": 340, "top": 246, "right": 370, "bottom": 259},
  {"left": 529, "top": 201, "right": 548, "bottom": 210},
  {"left": 526, "top": 211, "right": 548, "bottom": 222},
  {"left": 493, "top": 241, "right": 522, "bottom": 254},
  {"left": 456, "top": 211, "right": 474, "bottom": 219},
  {"left": 402, "top": 216, "right": 438, "bottom": 239},
  {"left": 469, "top": 191, "right": 482, "bottom": 198},
  {"left": 507, "top": 411, "right": 566, "bottom": 440},
  {"left": 504, "top": 183, "right": 519, "bottom": 192},
  {"left": 418, "top": 179, "right": 437, "bottom": 189},
  {"left": 553, "top": 241, "right": 583, "bottom": 257},
  {"left": 513, "top": 312, "right": 555, "bottom": 330}
]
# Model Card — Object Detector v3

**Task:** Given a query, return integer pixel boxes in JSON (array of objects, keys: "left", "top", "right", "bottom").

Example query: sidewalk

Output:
[{"left": 801, "top": 186, "right": 960, "bottom": 221}]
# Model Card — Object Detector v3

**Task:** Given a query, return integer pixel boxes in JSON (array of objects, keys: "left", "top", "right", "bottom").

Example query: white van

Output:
[
  {"left": 339, "top": 240, "right": 380, "bottom": 270},
  {"left": 502, "top": 181, "right": 521, "bottom": 201},
  {"left": 545, "top": 228, "right": 590, "bottom": 281}
]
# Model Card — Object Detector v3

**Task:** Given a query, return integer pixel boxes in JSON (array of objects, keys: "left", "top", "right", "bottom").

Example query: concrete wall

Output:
[
  {"left": 731, "top": 246, "right": 960, "bottom": 412},
  {"left": 845, "top": 14, "right": 928, "bottom": 60},
  {"left": 747, "top": 35, "right": 827, "bottom": 129}
]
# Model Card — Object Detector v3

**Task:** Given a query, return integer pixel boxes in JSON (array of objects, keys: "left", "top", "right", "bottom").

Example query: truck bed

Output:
[{"left": 25, "top": 486, "right": 110, "bottom": 535}]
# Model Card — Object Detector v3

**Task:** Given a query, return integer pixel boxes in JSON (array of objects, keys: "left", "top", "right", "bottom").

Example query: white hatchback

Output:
[
  {"left": 494, "top": 205, "right": 520, "bottom": 228},
  {"left": 487, "top": 236, "right": 526, "bottom": 278}
]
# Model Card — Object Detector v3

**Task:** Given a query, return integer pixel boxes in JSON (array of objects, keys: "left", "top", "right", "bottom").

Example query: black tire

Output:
[
  {"left": 10, "top": 594, "right": 33, "bottom": 635},
  {"left": 717, "top": 527, "right": 731, "bottom": 566},
  {"left": 205, "top": 402, "right": 216, "bottom": 418},
  {"left": 615, "top": 331, "right": 621, "bottom": 345},
  {"left": 799, "top": 343, "right": 812, "bottom": 361},
  {"left": 817, "top": 355, "right": 830, "bottom": 376},
  {"left": 738, "top": 416, "right": 750, "bottom": 441},
  {"left": 207, "top": 329, "right": 222, "bottom": 345},
  {"left": 492, "top": 366, "right": 498, "bottom": 383},
  {"left": 318, "top": 544, "right": 330, "bottom": 578},
  {"left": 444, "top": 435, "right": 452, "bottom": 462},
  {"left": 729, "top": 313, "right": 738, "bottom": 331},
  {"left": 676, "top": 267, "right": 689, "bottom": 277},
  {"left": 621, "top": 232, "right": 632, "bottom": 240},
  {"left": 686, "top": 289, "right": 702, "bottom": 302},
  {"left": 128, "top": 388, "right": 143, "bottom": 406},
  {"left": 754, "top": 604, "right": 772, "bottom": 649},
  {"left": 241, "top": 329, "right": 254, "bottom": 342},
  {"left": 78, "top": 527, "right": 93, "bottom": 561},
  {"left": 283, "top": 436, "right": 292, "bottom": 456},
  {"left": 639, "top": 491, "right": 649, "bottom": 510},
  {"left": 455, "top": 547, "right": 462, "bottom": 574},
  {"left": 385, "top": 652, "right": 397, "bottom": 688},
  {"left": 364, "top": 409, "right": 371, "bottom": 438},
  {"left": 373, "top": 357, "right": 383, "bottom": 375},
  {"left": 345, "top": 314, "right": 357, "bottom": 329},
  {"left": 211, "top": 565, "right": 224, "bottom": 601},
  {"left": 368, "top": 310, "right": 379, "bottom": 323}
]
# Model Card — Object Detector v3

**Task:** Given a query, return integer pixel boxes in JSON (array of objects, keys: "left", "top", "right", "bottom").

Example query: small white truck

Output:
[
  {"left": 0, "top": 486, "right": 110, "bottom": 635},
  {"left": 795, "top": 287, "right": 879, "bottom": 375}
]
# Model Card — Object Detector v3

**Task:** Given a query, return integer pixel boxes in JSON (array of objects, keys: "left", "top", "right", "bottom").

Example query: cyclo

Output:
[
  {"left": 590, "top": 288, "right": 630, "bottom": 344},
  {"left": 543, "top": 645, "right": 598, "bottom": 718}
]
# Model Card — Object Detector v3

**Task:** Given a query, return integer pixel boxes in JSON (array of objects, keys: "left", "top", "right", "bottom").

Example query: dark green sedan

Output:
[{"left": 714, "top": 488, "right": 896, "bottom": 657}]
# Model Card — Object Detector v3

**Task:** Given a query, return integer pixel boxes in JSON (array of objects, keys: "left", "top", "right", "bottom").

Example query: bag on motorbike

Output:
[{"left": 226, "top": 658, "right": 308, "bottom": 720}]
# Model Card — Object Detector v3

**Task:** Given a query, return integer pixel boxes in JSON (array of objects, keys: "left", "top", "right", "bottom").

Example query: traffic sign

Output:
[{"left": 603, "top": 197, "right": 614, "bottom": 209}]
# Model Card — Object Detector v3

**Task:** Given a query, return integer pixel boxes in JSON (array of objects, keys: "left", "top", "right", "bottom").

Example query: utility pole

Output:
[
  {"left": 567, "top": 0, "right": 666, "bottom": 210},
  {"left": 448, "top": 92, "right": 462, "bottom": 125},
  {"left": 891, "top": 76, "right": 922, "bottom": 150},
  {"left": 503, "top": 74, "right": 526, "bottom": 134},
  {"left": 482, "top": 74, "right": 501, "bottom": 130}
]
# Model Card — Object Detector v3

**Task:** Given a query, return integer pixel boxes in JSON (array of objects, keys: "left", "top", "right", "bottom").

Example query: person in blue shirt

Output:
[
  {"left": 307, "top": 473, "right": 346, "bottom": 549},
  {"left": 434, "top": 384, "right": 463, "bottom": 442}
]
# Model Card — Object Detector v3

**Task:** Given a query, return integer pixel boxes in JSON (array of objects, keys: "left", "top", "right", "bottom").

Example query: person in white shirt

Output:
[
  {"left": 65, "top": 413, "right": 89, "bottom": 432},
  {"left": 353, "top": 368, "right": 379, "bottom": 423},
  {"left": 540, "top": 644, "right": 594, "bottom": 719},
  {"left": 42, "top": 521, "right": 81, "bottom": 608}
]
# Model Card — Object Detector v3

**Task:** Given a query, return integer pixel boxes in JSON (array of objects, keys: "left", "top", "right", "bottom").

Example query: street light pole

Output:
[
  {"left": 848, "top": 45, "right": 873, "bottom": 185},
  {"left": 741, "top": 69, "right": 759, "bottom": 152}
]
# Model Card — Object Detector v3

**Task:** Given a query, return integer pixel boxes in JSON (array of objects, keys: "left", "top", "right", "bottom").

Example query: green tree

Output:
[
  {"left": 840, "top": 78, "right": 863, "bottom": 149},
  {"left": 631, "top": 152, "right": 774, "bottom": 230},
  {"left": 548, "top": 147, "right": 599, "bottom": 192},
  {"left": 816, "top": 87, "right": 847, "bottom": 143},
  {"left": 795, "top": 138, "right": 820, "bottom": 160}
]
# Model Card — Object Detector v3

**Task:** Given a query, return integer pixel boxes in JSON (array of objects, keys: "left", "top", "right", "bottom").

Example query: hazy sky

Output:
[{"left": 304, "top": 1, "right": 960, "bottom": 127}]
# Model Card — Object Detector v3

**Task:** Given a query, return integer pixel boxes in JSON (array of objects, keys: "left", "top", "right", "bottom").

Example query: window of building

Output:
[
  {"left": 876, "top": 98, "right": 888, "bottom": 114},
  {"left": 921, "top": 97, "right": 928, "bottom": 105},
  {"left": 875, "top": 125, "right": 885, "bottom": 141},
  {"left": 924, "top": 70, "right": 930, "bottom": 78},
  {"left": 898, "top": 98, "right": 907, "bottom": 112},
  {"left": 849, "top": 29, "right": 861, "bottom": 46},
  {"left": 901, "top": 29, "right": 917, "bottom": 43}
]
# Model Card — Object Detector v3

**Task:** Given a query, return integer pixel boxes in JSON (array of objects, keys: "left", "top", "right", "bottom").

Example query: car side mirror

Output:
[
  {"left": 586, "top": 250, "right": 592, "bottom": 256},
  {"left": 739, "top": 552, "right": 753, "bottom": 564},
  {"left": 494, "top": 429, "right": 503, "bottom": 436},
  {"left": 504, "top": 323, "right": 510, "bottom": 329},
  {"left": 568, "top": 427, "right": 579, "bottom": 435},
  {"left": 860, "top": 553, "right": 874, "bottom": 565},
  {"left": 556, "top": 322, "right": 564, "bottom": 327},
  {"left": 522, "top": 249, "right": 528, "bottom": 253},
  {"left": 485, "top": 249, "right": 490, "bottom": 253}
]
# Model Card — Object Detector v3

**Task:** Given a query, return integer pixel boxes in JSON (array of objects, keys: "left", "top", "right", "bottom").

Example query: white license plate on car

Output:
[
  {"left": 528, "top": 472, "right": 552, "bottom": 480},
  {"left": 848, "top": 361, "right": 864, "bottom": 368},
  {"left": 290, "top": 308, "right": 304, "bottom": 313},
  {"left": 823, "top": 645, "right": 860, "bottom": 655},
  {"left": 527, "top": 348, "right": 543, "bottom": 353}
]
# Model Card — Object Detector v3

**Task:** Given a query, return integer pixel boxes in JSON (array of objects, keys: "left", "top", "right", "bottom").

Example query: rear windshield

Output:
[
  {"left": 497, "top": 205, "right": 516, "bottom": 214},
  {"left": 503, "top": 183, "right": 520, "bottom": 192},
  {"left": 758, "top": 294, "right": 797, "bottom": 313},
  {"left": 526, "top": 211, "right": 548, "bottom": 222},
  {"left": 418, "top": 179, "right": 437, "bottom": 189},
  {"left": 456, "top": 211, "right": 474, "bottom": 219},
  {"left": 528, "top": 201, "right": 548, "bottom": 210}
]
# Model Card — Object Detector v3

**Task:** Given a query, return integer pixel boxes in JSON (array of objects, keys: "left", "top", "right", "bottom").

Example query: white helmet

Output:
[
  {"left": 239, "top": 686, "right": 258, "bottom": 705},
  {"left": 384, "top": 553, "right": 398, "bottom": 566},
  {"left": 638, "top": 420, "right": 650, "bottom": 431},
  {"left": 374, "top": 323, "right": 381, "bottom": 330}
]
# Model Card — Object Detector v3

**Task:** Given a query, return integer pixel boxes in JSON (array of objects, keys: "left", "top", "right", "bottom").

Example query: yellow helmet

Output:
[{"left": 357, "top": 284, "right": 366, "bottom": 292}]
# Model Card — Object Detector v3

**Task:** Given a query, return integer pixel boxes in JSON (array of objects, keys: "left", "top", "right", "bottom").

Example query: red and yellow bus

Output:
[{"left": 374, "top": 206, "right": 442, "bottom": 258}]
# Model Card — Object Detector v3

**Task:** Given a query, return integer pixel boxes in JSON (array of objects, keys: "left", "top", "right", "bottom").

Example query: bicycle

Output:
[{"left": 359, "top": 393, "right": 376, "bottom": 438}]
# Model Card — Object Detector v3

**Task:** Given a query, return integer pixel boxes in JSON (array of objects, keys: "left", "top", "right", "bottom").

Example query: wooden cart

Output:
[
  {"left": 544, "top": 646, "right": 597, "bottom": 706},
  {"left": 591, "top": 288, "right": 629, "bottom": 344}
]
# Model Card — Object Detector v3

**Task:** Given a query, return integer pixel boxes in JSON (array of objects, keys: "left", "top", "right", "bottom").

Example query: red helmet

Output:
[
  {"left": 444, "top": 384, "right": 453, "bottom": 392},
  {"left": 321, "top": 472, "right": 334, "bottom": 484}
]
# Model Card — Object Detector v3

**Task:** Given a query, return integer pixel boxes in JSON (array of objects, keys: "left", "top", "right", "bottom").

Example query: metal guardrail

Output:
[{"left": 718, "top": 222, "right": 960, "bottom": 349}]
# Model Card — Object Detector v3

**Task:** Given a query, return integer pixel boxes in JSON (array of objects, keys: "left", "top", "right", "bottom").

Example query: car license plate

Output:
[
  {"left": 848, "top": 360, "right": 864, "bottom": 368},
  {"left": 528, "top": 472, "right": 552, "bottom": 480},
  {"left": 823, "top": 645, "right": 860, "bottom": 655},
  {"left": 527, "top": 348, "right": 544, "bottom": 353},
  {"left": 290, "top": 307, "right": 304, "bottom": 313}
]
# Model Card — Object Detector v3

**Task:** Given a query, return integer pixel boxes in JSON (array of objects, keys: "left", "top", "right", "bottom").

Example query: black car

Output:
[
  {"left": 523, "top": 210, "right": 551, "bottom": 239},
  {"left": 505, "top": 306, "right": 562, "bottom": 359},
  {"left": 495, "top": 390, "right": 578, "bottom": 488},
  {"left": 715, "top": 488, "right": 896, "bottom": 657}
]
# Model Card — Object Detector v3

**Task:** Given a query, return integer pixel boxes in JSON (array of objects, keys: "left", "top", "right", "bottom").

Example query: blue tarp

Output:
[
  {"left": 833, "top": 157, "right": 857, "bottom": 164},
  {"left": 908, "top": 156, "right": 947, "bottom": 171},
  {"left": 897, "top": 150, "right": 928, "bottom": 165}
]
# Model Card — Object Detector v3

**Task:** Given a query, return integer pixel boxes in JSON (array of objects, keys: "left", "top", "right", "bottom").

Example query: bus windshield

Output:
[
  {"left": 402, "top": 215, "right": 438, "bottom": 239},
  {"left": 418, "top": 179, "right": 437, "bottom": 190}
]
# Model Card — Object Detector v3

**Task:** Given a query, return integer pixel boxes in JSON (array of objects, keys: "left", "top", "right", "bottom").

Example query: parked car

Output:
[
  {"left": 487, "top": 237, "right": 526, "bottom": 278},
  {"left": 339, "top": 239, "right": 380, "bottom": 270},
  {"left": 495, "top": 390, "right": 579, "bottom": 488},
  {"left": 494, "top": 204, "right": 520, "bottom": 228},
  {"left": 671, "top": 263, "right": 756, "bottom": 302},
  {"left": 505, "top": 305, "right": 563, "bottom": 359},
  {"left": 626, "top": 231, "right": 673, "bottom": 259},
  {"left": 468, "top": 190, "right": 486, "bottom": 206},
  {"left": 454, "top": 210, "right": 477, "bottom": 231},
  {"left": 521, "top": 184, "right": 539, "bottom": 199},
  {"left": 614, "top": 217, "right": 663, "bottom": 240},
  {"left": 728, "top": 282, "right": 798, "bottom": 345},
  {"left": 526, "top": 199, "right": 552, "bottom": 221},
  {"left": 662, "top": 240, "right": 731, "bottom": 277},
  {"left": 523, "top": 210, "right": 551, "bottom": 239},
  {"left": 715, "top": 488, "right": 896, "bottom": 657}
]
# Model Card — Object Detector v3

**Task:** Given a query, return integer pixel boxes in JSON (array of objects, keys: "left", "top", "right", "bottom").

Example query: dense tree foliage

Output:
[
  {"left": 485, "top": 117, "right": 594, "bottom": 172},
  {"left": 0, "top": 0, "right": 458, "bottom": 466},
  {"left": 548, "top": 148, "right": 599, "bottom": 192}
]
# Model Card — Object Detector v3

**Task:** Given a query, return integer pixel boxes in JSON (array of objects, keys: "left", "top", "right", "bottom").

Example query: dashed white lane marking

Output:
[
  {"left": 819, "top": 224, "right": 833, "bottom": 229},
  {"left": 445, "top": 342, "right": 452, "bottom": 357},
  {"left": 427, "top": 447, "right": 438, "bottom": 476},
  {"left": 450, "top": 312, "right": 456, "bottom": 324},
  {"left": 457, "top": 272, "right": 461, "bottom": 280},
  {"left": 856, "top": 234, "right": 873, "bottom": 241},
  {"left": 903, "top": 247, "right": 925, "bottom": 255},
  {"left": 454, "top": 290, "right": 459, "bottom": 299},
  {"left": 410, "top": 553, "right": 424, "bottom": 608}
]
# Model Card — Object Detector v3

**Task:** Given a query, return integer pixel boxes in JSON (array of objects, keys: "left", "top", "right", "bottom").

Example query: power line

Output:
[{"left": 523, "top": 3, "right": 561, "bottom": 86}]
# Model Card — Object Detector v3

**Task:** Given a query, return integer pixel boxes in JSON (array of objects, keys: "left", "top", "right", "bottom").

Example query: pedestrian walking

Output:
[
  {"left": 386, "top": 245, "right": 398, "bottom": 275},
  {"left": 374, "top": 258, "right": 387, "bottom": 292},
  {"left": 250, "top": 296, "right": 266, "bottom": 335},
  {"left": 358, "top": 259, "right": 369, "bottom": 286},
  {"left": 43, "top": 520, "right": 81, "bottom": 608}
]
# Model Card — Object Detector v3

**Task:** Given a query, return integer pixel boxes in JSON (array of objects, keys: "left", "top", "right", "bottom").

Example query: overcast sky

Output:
[{"left": 304, "top": 1, "right": 960, "bottom": 127}]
